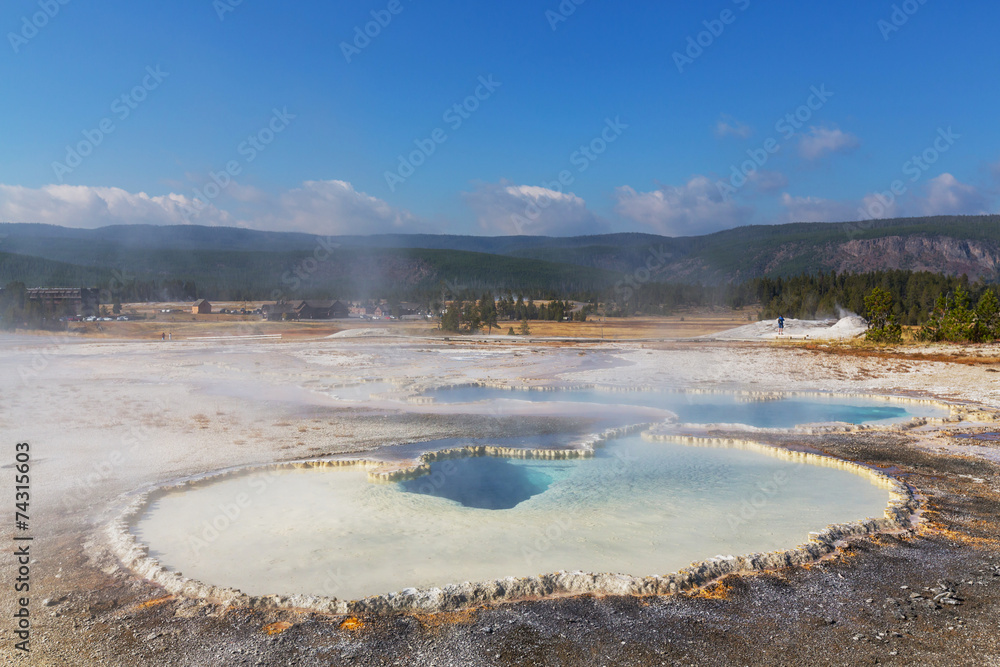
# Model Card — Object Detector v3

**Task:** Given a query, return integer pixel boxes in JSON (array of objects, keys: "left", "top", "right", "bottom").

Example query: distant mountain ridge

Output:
[{"left": 1, "top": 215, "right": 998, "bottom": 298}]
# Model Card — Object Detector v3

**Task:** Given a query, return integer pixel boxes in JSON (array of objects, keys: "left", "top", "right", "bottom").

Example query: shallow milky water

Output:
[
  {"left": 132, "top": 390, "right": 942, "bottom": 600},
  {"left": 136, "top": 434, "right": 894, "bottom": 601}
]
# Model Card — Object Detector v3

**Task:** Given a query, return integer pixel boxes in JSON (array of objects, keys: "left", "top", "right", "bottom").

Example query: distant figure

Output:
[
  {"left": 168, "top": 332, "right": 172, "bottom": 341},
  {"left": 161, "top": 332, "right": 165, "bottom": 341},
  {"left": 777, "top": 315, "right": 785, "bottom": 336}
]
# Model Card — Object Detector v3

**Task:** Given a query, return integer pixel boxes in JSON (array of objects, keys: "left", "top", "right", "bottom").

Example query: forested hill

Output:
[{"left": 0, "top": 214, "right": 997, "bottom": 299}]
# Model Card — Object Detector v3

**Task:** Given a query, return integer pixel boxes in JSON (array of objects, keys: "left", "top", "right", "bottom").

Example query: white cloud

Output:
[
  {"left": 856, "top": 191, "right": 900, "bottom": 220},
  {"left": 462, "top": 182, "right": 605, "bottom": 236},
  {"left": 798, "top": 126, "right": 860, "bottom": 160},
  {"left": 714, "top": 115, "right": 752, "bottom": 139},
  {"left": 614, "top": 176, "right": 752, "bottom": 236},
  {"left": 246, "top": 180, "right": 418, "bottom": 234},
  {"left": 916, "top": 173, "right": 990, "bottom": 216},
  {"left": 856, "top": 173, "right": 990, "bottom": 220},
  {"left": 779, "top": 193, "right": 858, "bottom": 223},
  {"left": 784, "top": 173, "right": 992, "bottom": 223},
  {"left": 0, "top": 180, "right": 419, "bottom": 234},
  {"left": 0, "top": 184, "right": 228, "bottom": 228}
]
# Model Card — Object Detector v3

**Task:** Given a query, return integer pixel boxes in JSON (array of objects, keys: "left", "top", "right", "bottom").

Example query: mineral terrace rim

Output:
[{"left": 103, "top": 392, "right": 988, "bottom": 616}]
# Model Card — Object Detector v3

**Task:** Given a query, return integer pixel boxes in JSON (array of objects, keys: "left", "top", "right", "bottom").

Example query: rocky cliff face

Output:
[
  {"left": 821, "top": 236, "right": 1000, "bottom": 281},
  {"left": 652, "top": 234, "right": 1000, "bottom": 284}
]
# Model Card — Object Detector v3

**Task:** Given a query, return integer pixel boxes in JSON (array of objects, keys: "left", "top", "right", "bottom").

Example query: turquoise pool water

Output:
[
  {"left": 399, "top": 456, "right": 553, "bottom": 509},
  {"left": 421, "top": 386, "right": 945, "bottom": 427}
]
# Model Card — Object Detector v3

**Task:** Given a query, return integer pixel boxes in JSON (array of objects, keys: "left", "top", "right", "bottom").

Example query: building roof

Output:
[{"left": 262, "top": 303, "right": 297, "bottom": 313}]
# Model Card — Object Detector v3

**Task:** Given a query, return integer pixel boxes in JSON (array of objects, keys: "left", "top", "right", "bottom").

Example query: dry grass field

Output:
[{"left": 60, "top": 303, "right": 757, "bottom": 341}]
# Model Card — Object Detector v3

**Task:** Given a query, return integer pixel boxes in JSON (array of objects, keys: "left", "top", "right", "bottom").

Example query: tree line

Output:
[
  {"left": 7, "top": 267, "right": 1000, "bottom": 344},
  {"left": 439, "top": 293, "right": 588, "bottom": 334},
  {"left": 863, "top": 284, "right": 1000, "bottom": 344}
]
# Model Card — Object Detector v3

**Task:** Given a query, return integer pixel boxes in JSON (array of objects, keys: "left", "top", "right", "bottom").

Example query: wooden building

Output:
[
  {"left": 26, "top": 288, "right": 100, "bottom": 317},
  {"left": 192, "top": 299, "right": 212, "bottom": 315},
  {"left": 261, "top": 303, "right": 298, "bottom": 321},
  {"left": 281, "top": 300, "right": 351, "bottom": 320}
]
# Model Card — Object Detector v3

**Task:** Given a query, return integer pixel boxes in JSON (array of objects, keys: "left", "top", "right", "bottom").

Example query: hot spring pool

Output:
[
  {"left": 420, "top": 386, "right": 946, "bottom": 428},
  {"left": 133, "top": 435, "right": 894, "bottom": 601}
]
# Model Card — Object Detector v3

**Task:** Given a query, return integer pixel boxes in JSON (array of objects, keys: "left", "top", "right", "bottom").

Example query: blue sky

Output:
[{"left": 1, "top": 0, "right": 998, "bottom": 237}]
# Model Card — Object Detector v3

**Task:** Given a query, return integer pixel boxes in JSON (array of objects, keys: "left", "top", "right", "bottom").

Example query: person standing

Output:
[{"left": 777, "top": 315, "right": 785, "bottom": 336}]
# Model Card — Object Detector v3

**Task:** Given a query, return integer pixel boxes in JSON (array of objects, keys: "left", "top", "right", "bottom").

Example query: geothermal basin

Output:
[{"left": 128, "top": 390, "right": 944, "bottom": 603}]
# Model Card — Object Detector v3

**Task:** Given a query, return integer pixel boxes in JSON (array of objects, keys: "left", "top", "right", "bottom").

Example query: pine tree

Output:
[
  {"left": 864, "top": 287, "right": 902, "bottom": 343},
  {"left": 974, "top": 289, "right": 1000, "bottom": 342},
  {"left": 478, "top": 293, "right": 498, "bottom": 334},
  {"left": 440, "top": 302, "right": 462, "bottom": 332}
]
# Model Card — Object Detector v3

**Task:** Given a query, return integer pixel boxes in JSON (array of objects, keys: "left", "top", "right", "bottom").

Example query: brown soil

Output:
[{"left": 798, "top": 342, "right": 1000, "bottom": 367}]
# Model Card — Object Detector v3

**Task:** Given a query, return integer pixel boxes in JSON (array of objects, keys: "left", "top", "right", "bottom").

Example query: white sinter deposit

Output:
[{"left": 709, "top": 315, "right": 869, "bottom": 341}]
